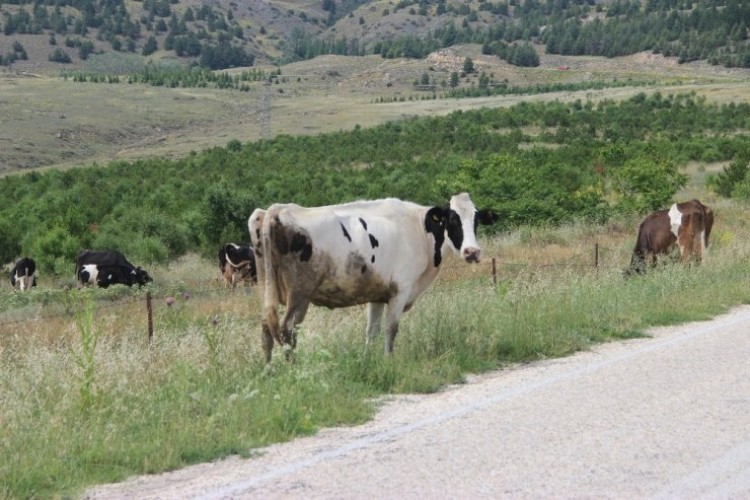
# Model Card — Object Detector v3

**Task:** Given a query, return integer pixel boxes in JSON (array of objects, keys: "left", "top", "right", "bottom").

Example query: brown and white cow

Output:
[
  {"left": 218, "top": 243, "right": 257, "bottom": 288},
  {"left": 10, "top": 256, "right": 37, "bottom": 291},
  {"left": 254, "top": 193, "right": 496, "bottom": 362},
  {"left": 627, "top": 199, "right": 714, "bottom": 275}
]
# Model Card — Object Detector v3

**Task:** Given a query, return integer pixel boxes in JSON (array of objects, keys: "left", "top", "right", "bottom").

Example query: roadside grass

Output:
[{"left": 1, "top": 204, "right": 750, "bottom": 498}]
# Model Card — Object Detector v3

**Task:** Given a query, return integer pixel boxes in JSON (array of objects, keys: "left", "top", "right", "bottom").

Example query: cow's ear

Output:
[
  {"left": 425, "top": 206, "right": 448, "bottom": 234},
  {"left": 477, "top": 209, "right": 499, "bottom": 226}
]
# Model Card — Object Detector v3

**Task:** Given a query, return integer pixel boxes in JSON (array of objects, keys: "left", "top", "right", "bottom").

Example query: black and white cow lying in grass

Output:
[{"left": 76, "top": 250, "right": 152, "bottom": 288}]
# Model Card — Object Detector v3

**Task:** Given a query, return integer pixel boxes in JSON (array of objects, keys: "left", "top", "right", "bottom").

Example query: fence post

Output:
[
  {"left": 492, "top": 257, "right": 497, "bottom": 285},
  {"left": 146, "top": 292, "right": 153, "bottom": 343},
  {"left": 594, "top": 243, "right": 599, "bottom": 269}
]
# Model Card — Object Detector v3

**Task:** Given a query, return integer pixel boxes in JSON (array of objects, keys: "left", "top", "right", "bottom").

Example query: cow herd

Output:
[
  {"left": 6, "top": 194, "right": 713, "bottom": 362},
  {"left": 8, "top": 250, "right": 153, "bottom": 291}
]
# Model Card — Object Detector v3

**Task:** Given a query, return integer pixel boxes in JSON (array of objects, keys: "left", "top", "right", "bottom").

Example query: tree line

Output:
[
  {"left": 0, "top": 0, "right": 252, "bottom": 69},
  {"left": 283, "top": 0, "right": 750, "bottom": 69},
  {"left": 0, "top": 92, "right": 748, "bottom": 275},
  {"left": 3, "top": 0, "right": 746, "bottom": 69}
]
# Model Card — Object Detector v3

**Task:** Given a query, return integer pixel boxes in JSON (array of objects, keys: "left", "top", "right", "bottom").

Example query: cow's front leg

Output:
[
  {"left": 384, "top": 295, "right": 409, "bottom": 354},
  {"left": 365, "top": 303, "right": 385, "bottom": 347}
]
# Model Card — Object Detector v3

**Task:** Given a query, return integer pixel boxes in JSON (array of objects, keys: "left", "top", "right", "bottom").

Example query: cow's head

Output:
[
  {"left": 11, "top": 272, "right": 32, "bottom": 291},
  {"left": 133, "top": 267, "right": 153, "bottom": 286},
  {"left": 426, "top": 193, "right": 497, "bottom": 265}
]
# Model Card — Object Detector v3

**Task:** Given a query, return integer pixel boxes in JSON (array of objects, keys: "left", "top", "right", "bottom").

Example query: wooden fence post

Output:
[
  {"left": 146, "top": 292, "right": 153, "bottom": 343},
  {"left": 594, "top": 243, "right": 599, "bottom": 269}
]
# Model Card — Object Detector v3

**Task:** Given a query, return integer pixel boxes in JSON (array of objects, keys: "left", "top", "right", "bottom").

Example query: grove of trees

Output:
[
  {"left": 285, "top": 0, "right": 750, "bottom": 68},
  {"left": 0, "top": 0, "right": 252, "bottom": 69},
  {"left": 1, "top": 0, "right": 747, "bottom": 69},
  {"left": 1, "top": 92, "right": 748, "bottom": 275}
]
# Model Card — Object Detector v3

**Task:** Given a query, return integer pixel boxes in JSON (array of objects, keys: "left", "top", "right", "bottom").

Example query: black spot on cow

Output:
[
  {"left": 445, "top": 210, "right": 464, "bottom": 252},
  {"left": 274, "top": 228, "right": 291, "bottom": 255},
  {"left": 361, "top": 265, "right": 367, "bottom": 274},
  {"left": 368, "top": 234, "right": 379, "bottom": 249},
  {"left": 290, "top": 233, "right": 308, "bottom": 253},
  {"left": 424, "top": 206, "right": 448, "bottom": 267},
  {"left": 300, "top": 243, "right": 313, "bottom": 262},
  {"left": 340, "top": 222, "right": 352, "bottom": 242},
  {"left": 288, "top": 233, "right": 313, "bottom": 262},
  {"left": 359, "top": 217, "right": 368, "bottom": 230},
  {"left": 371, "top": 255, "right": 375, "bottom": 264}
]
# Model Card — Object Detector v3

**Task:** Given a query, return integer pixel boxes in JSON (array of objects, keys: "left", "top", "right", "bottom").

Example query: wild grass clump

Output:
[{"left": 2, "top": 218, "right": 750, "bottom": 498}]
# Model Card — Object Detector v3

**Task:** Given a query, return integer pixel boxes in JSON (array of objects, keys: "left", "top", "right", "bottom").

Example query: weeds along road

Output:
[{"left": 86, "top": 306, "right": 750, "bottom": 499}]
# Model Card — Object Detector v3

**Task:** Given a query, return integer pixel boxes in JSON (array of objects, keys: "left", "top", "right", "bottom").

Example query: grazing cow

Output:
[
  {"left": 76, "top": 250, "right": 152, "bottom": 288},
  {"left": 10, "top": 257, "right": 37, "bottom": 291},
  {"left": 256, "top": 193, "right": 497, "bottom": 362},
  {"left": 627, "top": 199, "right": 714, "bottom": 275},
  {"left": 218, "top": 243, "right": 257, "bottom": 288}
]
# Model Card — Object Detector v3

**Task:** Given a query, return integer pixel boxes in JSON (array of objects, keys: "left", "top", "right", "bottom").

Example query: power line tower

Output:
[{"left": 259, "top": 78, "right": 272, "bottom": 140}]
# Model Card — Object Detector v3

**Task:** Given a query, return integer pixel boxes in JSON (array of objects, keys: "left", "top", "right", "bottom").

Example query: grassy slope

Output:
[{"left": 1, "top": 47, "right": 749, "bottom": 172}]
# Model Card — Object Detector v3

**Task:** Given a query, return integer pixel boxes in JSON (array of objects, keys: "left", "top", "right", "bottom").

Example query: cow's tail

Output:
[
  {"left": 703, "top": 205, "right": 714, "bottom": 254},
  {"left": 626, "top": 223, "right": 647, "bottom": 276},
  {"left": 681, "top": 208, "right": 703, "bottom": 264},
  {"left": 261, "top": 207, "right": 283, "bottom": 346}
]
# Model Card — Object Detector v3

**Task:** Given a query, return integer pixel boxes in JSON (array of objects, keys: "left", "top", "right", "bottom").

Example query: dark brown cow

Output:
[{"left": 627, "top": 199, "right": 714, "bottom": 275}]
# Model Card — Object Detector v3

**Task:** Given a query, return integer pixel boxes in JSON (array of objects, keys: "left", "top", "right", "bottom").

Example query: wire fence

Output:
[{"left": 1, "top": 244, "right": 624, "bottom": 341}]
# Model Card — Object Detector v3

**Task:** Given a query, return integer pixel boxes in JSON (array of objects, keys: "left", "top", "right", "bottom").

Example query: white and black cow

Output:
[
  {"left": 218, "top": 243, "right": 257, "bottom": 288},
  {"left": 256, "top": 193, "right": 497, "bottom": 362},
  {"left": 76, "top": 250, "right": 152, "bottom": 288},
  {"left": 10, "top": 256, "right": 38, "bottom": 291}
]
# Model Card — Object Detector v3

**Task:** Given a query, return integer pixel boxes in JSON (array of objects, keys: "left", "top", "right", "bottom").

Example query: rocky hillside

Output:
[{"left": 1, "top": 0, "right": 748, "bottom": 74}]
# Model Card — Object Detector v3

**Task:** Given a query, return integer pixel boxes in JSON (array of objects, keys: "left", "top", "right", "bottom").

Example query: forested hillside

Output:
[
  {"left": 1, "top": 0, "right": 748, "bottom": 71},
  {"left": 1, "top": 92, "right": 748, "bottom": 275}
]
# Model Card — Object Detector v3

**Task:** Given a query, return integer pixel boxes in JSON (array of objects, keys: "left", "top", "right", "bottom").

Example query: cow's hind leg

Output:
[
  {"left": 280, "top": 292, "right": 311, "bottom": 360},
  {"left": 263, "top": 302, "right": 282, "bottom": 362},
  {"left": 261, "top": 320, "right": 274, "bottom": 363}
]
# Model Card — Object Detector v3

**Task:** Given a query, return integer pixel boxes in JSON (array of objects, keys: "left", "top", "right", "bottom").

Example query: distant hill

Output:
[{"left": 1, "top": 0, "right": 748, "bottom": 74}]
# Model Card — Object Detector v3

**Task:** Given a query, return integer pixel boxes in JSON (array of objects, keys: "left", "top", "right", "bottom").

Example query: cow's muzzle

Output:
[{"left": 463, "top": 247, "right": 481, "bottom": 263}]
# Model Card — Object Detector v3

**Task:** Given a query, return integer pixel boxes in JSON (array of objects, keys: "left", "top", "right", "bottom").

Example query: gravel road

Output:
[{"left": 86, "top": 306, "right": 750, "bottom": 499}]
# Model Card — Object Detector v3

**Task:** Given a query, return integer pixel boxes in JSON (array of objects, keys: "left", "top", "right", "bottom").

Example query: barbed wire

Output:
[{"left": 0, "top": 253, "right": 626, "bottom": 334}]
